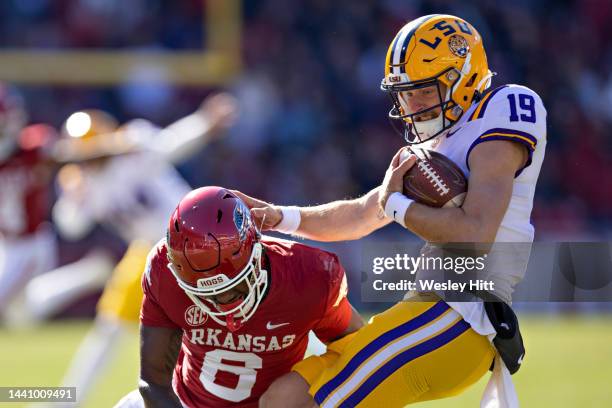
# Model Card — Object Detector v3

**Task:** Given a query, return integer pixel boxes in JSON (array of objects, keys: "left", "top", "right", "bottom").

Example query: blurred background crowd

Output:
[
  {"left": 1, "top": 0, "right": 610, "bottom": 241},
  {"left": 0, "top": 0, "right": 610, "bottom": 317},
  {"left": 0, "top": 1, "right": 610, "bottom": 407}
]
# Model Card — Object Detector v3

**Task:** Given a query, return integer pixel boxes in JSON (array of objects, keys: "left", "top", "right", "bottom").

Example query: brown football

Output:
[{"left": 402, "top": 148, "right": 467, "bottom": 208}]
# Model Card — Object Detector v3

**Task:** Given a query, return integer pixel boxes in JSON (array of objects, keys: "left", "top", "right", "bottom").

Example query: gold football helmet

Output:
[
  {"left": 381, "top": 14, "right": 493, "bottom": 144},
  {"left": 61, "top": 110, "right": 118, "bottom": 140},
  {"left": 55, "top": 110, "right": 137, "bottom": 162}
]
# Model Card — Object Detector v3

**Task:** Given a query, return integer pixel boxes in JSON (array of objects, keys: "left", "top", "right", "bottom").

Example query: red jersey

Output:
[
  {"left": 141, "top": 236, "right": 352, "bottom": 408},
  {"left": 0, "top": 126, "right": 54, "bottom": 237}
]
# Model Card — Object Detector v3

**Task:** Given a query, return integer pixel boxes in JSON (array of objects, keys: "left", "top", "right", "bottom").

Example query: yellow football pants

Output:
[
  {"left": 293, "top": 300, "right": 495, "bottom": 407},
  {"left": 97, "top": 240, "right": 151, "bottom": 322}
]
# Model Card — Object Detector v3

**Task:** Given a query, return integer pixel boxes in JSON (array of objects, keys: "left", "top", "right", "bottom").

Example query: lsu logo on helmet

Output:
[
  {"left": 448, "top": 34, "right": 469, "bottom": 58},
  {"left": 381, "top": 14, "right": 493, "bottom": 144}
]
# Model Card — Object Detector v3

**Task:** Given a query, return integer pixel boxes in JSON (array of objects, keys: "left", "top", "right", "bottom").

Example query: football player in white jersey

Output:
[
  {"left": 240, "top": 14, "right": 546, "bottom": 408},
  {"left": 30, "top": 93, "right": 237, "bottom": 407}
]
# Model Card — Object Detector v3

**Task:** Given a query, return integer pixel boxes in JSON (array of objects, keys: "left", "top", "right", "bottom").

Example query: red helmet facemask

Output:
[{"left": 166, "top": 186, "right": 268, "bottom": 332}]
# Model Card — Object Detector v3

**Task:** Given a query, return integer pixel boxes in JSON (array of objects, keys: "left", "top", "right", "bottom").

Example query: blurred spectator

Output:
[
  {"left": 0, "top": 0, "right": 609, "bottom": 238},
  {"left": 0, "top": 83, "right": 58, "bottom": 322}
]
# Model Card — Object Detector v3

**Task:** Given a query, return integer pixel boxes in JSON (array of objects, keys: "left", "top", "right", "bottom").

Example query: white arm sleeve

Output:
[{"left": 146, "top": 112, "right": 212, "bottom": 164}]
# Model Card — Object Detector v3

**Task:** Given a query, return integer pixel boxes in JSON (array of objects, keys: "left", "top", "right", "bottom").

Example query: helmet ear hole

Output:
[{"left": 174, "top": 219, "right": 180, "bottom": 232}]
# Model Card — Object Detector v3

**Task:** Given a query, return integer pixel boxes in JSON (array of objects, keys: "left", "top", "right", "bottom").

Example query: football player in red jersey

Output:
[
  {"left": 115, "top": 186, "right": 363, "bottom": 407},
  {"left": 0, "top": 83, "right": 59, "bottom": 319}
]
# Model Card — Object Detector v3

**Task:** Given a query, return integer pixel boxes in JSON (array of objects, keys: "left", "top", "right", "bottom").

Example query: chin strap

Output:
[
  {"left": 476, "top": 70, "right": 495, "bottom": 95},
  {"left": 217, "top": 296, "right": 246, "bottom": 332},
  {"left": 226, "top": 314, "right": 242, "bottom": 332}
]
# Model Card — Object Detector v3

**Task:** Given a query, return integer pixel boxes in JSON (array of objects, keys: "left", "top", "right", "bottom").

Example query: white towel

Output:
[
  {"left": 480, "top": 353, "right": 520, "bottom": 408},
  {"left": 446, "top": 302, "right": 520, "bottom": 408}
]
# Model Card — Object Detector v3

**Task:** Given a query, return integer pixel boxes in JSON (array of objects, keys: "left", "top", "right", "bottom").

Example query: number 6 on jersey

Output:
[{"left": 200, "top": 350, "right": 263, "bottom": 402}]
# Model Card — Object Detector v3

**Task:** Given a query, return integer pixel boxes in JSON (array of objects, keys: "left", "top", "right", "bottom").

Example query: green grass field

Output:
[{"left": 1, "top": 315, "right": 611, "bottom": 407}]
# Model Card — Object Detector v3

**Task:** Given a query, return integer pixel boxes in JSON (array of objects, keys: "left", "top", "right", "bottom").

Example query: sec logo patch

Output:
[{"left": 185, "top": 305, "right": 208, "bottom": 326}]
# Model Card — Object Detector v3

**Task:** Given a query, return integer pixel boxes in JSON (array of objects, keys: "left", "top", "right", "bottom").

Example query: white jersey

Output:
[
  {"left": 415, "top": 84, "right": 547, "bottom": 332},
  {"left": 79, "top": 152, "right": 190, "bottom": 243},
  {"left": 53, "top": 121, "right": 191, "bottom": 244},
  {"left": 423, "top": 83, "right": 547, "bottom": 243}
]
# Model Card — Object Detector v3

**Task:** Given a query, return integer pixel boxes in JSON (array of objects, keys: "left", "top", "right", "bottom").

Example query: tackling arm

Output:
[
  {"left": 298, "top": 188, "right": 392, "bottom": 242},
  {"left": 139, "top": 325, "right": 184, "bottom": 407},
  {"left": 235, "top": 187, "right": 392, "bottom": 242}
]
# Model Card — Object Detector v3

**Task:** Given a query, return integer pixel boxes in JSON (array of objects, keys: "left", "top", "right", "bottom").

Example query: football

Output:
[{"left": 401, "top": 148, "right": 468, "bottom": 208}]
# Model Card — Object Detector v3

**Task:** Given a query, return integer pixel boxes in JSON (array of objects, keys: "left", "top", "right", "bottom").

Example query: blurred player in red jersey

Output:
[
  {"left": 0, "top": 83, "right": 59, "bottom": 320},
  {"left": 114, "top": 186, "right": 363, "bottom": 408}
]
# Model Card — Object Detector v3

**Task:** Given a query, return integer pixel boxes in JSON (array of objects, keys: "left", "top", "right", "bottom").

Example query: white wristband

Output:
[
  {"left": 275, "top": 206, "right": 301, "bottom": 234},
  {"left": 384, "top": 192, "right": 414, "bottom": 228}
]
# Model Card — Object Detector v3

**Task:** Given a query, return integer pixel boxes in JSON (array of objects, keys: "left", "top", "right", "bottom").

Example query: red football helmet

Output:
[{"left": 166, "top": 186, "right": 267, "bottom": 331}]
